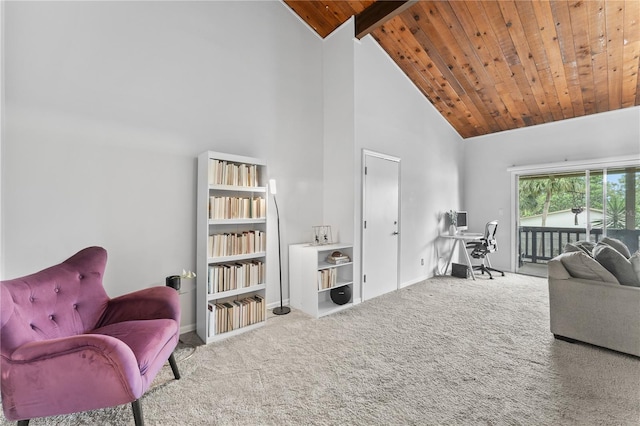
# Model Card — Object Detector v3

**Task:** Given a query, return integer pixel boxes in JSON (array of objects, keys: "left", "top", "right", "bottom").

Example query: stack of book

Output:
[
  {"left": 207, "top": 261, "right": 265, "bottom": 294},
  {"left": 326, "top": 251, "right": 351, "bottom": 264},
  {"left": 208, "top": 159, "right": 258, "bottom": 187},
  {"left": 209, "top": 196, "right": 266, "bottom": 220},
  {"left": 208, "top": 230, "right": 266, "bottom": 258},
  {"left": 207, "top": 295, "right": 265, "bottom": 336},
  {"left": 317, "top": 268, "right": 337, "bottom": 290}
]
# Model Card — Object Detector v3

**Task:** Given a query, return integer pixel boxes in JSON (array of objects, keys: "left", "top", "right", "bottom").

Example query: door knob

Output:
[{"left": 392, "top": 231, "right": 399, "bottom": 235}]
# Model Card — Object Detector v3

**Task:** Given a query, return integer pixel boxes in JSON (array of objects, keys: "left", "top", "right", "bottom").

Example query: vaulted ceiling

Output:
[{"left": 284, "top": 1, "right": 640, "bottom": 138}]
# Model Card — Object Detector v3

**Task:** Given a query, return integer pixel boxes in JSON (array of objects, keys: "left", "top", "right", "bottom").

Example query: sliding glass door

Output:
[
  {"left": 517, "top": 165, "right": 639, "bottom": 277},
  {"left": 517, "top": 172, "right": 588, "bottom": 276},
  {"left": 589, "top": 167, "right": 639, "bottom": 253}
]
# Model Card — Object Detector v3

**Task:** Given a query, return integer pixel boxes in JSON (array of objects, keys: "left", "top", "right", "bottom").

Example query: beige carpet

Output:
[{"left": 3, "top": 273, "right": 639, "bottom": 425}]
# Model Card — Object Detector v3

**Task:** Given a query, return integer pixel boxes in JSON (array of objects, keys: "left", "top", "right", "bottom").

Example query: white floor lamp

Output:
[{"left": 270, "top": 179, "right": 290, "bottom": 315}]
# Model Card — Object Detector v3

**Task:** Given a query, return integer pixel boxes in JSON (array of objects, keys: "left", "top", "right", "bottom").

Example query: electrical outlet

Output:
[{"left": 421, "top": 258, "right": 424, "bottom": 266}]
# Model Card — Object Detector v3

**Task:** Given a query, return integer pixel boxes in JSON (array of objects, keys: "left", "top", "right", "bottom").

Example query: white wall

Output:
[
  {"left": 464, "top": 106, "right": 640, "bottom": 271},
  {"left": 319, "top": 19, "right": 464, "bottom": 299},
  {"left": 322, "top": 19, "right": 356, "bottom": 245},
  {"left": 2, "top": 1, "right": 324, "bottom": 332},
  {"left": 354, "top": 34, "right": 465, "bottom": 288}
]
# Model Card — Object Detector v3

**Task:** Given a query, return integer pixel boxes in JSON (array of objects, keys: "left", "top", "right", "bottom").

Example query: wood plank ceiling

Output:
[{"left": 284, "top": 1, "right": 640, "bottom": 138}]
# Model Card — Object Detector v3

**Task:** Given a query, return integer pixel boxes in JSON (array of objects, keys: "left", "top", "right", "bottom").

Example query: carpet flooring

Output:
[{"left": 2, "top": 273, "right": 639, "bottom": 425}]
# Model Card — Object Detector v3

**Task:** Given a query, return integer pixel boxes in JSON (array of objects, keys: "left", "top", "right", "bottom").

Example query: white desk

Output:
[{"left": 440, "top": 233, "right": 483, "bottom": 280}]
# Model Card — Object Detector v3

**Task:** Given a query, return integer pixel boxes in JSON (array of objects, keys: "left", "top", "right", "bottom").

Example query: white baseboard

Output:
[
  {"left": 180, "top": 323, "right": 196, "bottom": 335},
  {"left": 267, "top": 298, "right": 291, "bottom": 310},
  {"left": 401, "top": 275, "right": 431, "bottom": 288}
]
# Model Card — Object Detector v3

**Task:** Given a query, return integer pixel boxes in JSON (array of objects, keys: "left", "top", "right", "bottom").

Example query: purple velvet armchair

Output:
[{"left": 0, "top": 246, "right": 181, "bottom": 425}]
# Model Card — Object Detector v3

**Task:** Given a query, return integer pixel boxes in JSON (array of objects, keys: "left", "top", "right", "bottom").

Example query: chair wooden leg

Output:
[
  {"left": 17, "top": 420, "right": 29, "bottom": 426},
  {"left": 131, "top": 399, "right": 144, "bottom": 426},
  {"left": 168, "top": 352, "right": 181, "bottom": 380}
]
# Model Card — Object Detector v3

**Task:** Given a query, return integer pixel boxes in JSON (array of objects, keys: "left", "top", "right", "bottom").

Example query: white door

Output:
[{"left": 362, "top": 150, "right": 400, "bottom": 301}]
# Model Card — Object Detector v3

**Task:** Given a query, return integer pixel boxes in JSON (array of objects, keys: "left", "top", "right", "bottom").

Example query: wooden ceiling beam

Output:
[{"left": 355, "top": 0, "right": 418, "bottom": 39}]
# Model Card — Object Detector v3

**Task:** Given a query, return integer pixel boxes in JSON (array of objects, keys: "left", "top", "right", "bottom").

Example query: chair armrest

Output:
[
  {"left": 99, "top": 286, "right": 180, "bottom": 327},
  {"left": 11, "top": 334, "right": 133, "bottom": 365},
  {"left": 9, "top": 334, "right": 141, "bottom": 393},
  {"left": 3, "top": 335, "right": 143, "bottom": 418}
]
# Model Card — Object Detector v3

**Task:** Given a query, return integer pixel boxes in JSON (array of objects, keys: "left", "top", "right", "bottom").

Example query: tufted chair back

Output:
[{"left": 0, "top": 246, "right": 110, "bottom": 358}]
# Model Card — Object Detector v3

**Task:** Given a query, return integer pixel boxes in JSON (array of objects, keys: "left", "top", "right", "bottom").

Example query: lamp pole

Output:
[{"left": 271, "top": 180, "right": 290, "bottom": 315}]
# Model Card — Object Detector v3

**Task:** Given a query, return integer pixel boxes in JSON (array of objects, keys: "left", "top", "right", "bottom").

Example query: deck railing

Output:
[{"left": 519, "top": 226, "right": 640, "bottom": 264}]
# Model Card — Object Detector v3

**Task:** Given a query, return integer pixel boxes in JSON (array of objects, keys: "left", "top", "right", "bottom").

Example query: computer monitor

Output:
[{"left": 456, "top": 211, "right": 468, "bottom": 231}]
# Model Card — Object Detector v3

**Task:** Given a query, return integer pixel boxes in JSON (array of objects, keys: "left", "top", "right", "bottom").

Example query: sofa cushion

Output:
[
  {"left": 593, "top": 243, "right": 640, "bottom": 287},
  {"left": 558, "top": 251, "right": 619, "bottom": 283},
  {"left": 563, "top": 241, "right": 595, "bottom": 256},
  {"left": 600, "top": 236, "right": 631, "bottom": 258}
]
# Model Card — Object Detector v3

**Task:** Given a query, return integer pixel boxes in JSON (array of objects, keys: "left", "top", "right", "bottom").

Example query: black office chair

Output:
[{"left": 466, "top": 220, "right": 505, "bottom": 279}]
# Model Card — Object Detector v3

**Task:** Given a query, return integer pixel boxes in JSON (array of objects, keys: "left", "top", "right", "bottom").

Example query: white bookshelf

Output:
[
  {"left": 289, "top": 243, "right": 354, "bottom": 318},
  {"left": 196, "top": 151, "right": 268, "bottom": 344}
]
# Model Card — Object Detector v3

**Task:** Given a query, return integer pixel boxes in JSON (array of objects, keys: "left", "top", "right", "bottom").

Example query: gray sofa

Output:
[{"left": 548, "top": 238, "right": 640, "bottom": 357}]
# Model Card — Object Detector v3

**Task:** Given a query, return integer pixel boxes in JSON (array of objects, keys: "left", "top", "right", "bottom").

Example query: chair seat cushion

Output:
[{"left": 91, "top": 319, "right": 178, "bottom": 376}]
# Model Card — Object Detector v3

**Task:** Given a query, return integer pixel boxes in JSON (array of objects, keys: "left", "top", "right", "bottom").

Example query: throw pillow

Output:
[
  {"left": 575, "top": 240, "right": 595, "bottom": 254},
  {"left": 593, "top": 243, "right": 640, "bottom": 287},
  {"left": 558, "top": 251, "right": 618, "bottom": 283},
  {"left": 563, "top": 241, "right": 594, "bottom": 256},
  {"left": 563, "top": 243, "right": 581, "bottom": 253},
  {"left": 630, "top": 251, "right": 640, "bottom": 283},
  {"left": 601, "top": 236, "right": 631, "bottom": 258}
]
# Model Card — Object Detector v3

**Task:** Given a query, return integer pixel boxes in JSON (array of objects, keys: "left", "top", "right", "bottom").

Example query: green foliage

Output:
[
  {"left": 591, "top": 196, "right": 626, "bottom": 229},
  {"left": 519, "top": 169, "right": 639, "bottom": 229},
  {"left": 519, "top": 175, "right": 585, "bottom": 225}
]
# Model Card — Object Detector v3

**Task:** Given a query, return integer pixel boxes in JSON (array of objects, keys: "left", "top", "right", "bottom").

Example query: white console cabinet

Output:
[{"left": 289, "top": 243, "right": 354, "bottom": 318}]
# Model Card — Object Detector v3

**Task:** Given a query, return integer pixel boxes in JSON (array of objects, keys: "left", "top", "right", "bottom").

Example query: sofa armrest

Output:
[
  {"left": 99, "top": 286, "right": 180, "bottom": 327},
  {"left": 548, "top": 258, "right": 571, "bottom": 280}
]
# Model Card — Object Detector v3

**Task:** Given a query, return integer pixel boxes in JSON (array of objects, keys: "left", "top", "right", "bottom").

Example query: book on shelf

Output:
[
  {"left": 317, "top": 268, "right": 338, "bottom": 290},
  {"left": 207, "top": 260, "right": 265, "bottom": 294},
  {"left": 209, "top": 159, "right": 259, "bottom": 187},
  {"left": 326, "top": 252, "right": 351, "bottom": 264},
  {"left": 208, "top": 294, "right": 265, "bottom": 336},
  {"left": 208, "top": 230, "right": 266, "bottom": 258},
  {"left": 209, "top": 196, "right": 266, "bottom": 220}
]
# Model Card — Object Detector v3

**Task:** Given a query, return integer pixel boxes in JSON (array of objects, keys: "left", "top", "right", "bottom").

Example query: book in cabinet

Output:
[
  {"left": 196, "top": 151, "right": 268, "bottom": 344},
  {"left": 289, "top": 243, "right": 354, "bottom": 318}
]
